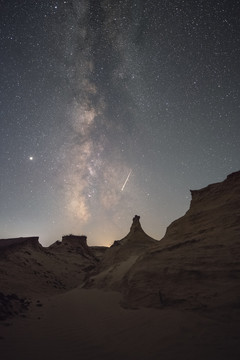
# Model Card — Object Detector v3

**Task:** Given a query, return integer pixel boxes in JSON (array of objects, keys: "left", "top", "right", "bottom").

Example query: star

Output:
[{"left": 0, "top": 0, "right": 239, "bottom": 247}]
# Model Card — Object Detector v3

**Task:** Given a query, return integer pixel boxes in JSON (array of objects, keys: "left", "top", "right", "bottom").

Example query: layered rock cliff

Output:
[
  {"left": 122, "top": 171, "right": 240, "bottom": 317},
  {"left": 0, "top": 235, "right": 98, "bottom": 297},
  {"left": 0, "top": 237, "right": 39, "bottom": 249},
  {"left": 50, "top": 234, "right": 96, "bottom": 260},
  {"left": 1, "top": 171, "right": 239, "bottom": 321}
]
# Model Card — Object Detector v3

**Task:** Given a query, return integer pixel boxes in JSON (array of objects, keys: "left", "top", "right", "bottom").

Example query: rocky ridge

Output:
[
  {"left": 120, "top": 171, "right": 240, "bottom": 316},
  {"left": 84, "top": 215, "right": 159, "bottom": 290},
  {"left": 0, "top": 235, "right": 106, "bottom": 301},
  {"left": 1, "top": 171, "right": 240, "bottom": 321}
]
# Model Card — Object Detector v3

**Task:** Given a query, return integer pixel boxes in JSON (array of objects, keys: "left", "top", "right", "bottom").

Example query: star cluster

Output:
[{"left": 0, "top": 0, "right": 239, "bottom": 245}]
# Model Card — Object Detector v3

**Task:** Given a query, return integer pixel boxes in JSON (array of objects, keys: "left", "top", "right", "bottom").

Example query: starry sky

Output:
[{"left": 0, "top": 0, "right": 239, "bottom": 246}]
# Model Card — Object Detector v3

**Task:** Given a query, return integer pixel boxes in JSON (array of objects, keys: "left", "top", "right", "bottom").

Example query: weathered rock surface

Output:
[
  {"left": 0, "top": 292, "right": 30, "bottom": 321},
  {"left": 84, "top": 215, "right": 159, "bottom": 290},
  {"left": 1, "top": 171, "right": 240, "bottom": 324},
  {"left": 0, "top": 235, "right": 98, "bottom": 299},
  {"left": 121, "top": 171, "right": 240, "bottom": 318},
  {"left": 0, "top": 237, "right": 39, "bottom": 249}
]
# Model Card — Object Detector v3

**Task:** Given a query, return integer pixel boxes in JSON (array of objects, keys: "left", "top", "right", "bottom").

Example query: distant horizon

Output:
[
  {"left": 1, "top": 169, "right": 239, "bottom": 247},
  {"left": 1, "top": 2, "right": 239, "bottom": 248}
]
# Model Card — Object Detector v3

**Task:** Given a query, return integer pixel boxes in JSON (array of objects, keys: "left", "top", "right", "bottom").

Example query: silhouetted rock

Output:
[
  {"left": 84, "top": 215, "right": 158, "bottom": 290},
  {"left": 0, "top": 237, "right": 39, "bottom": 249},
  {"left": 0, "top": 234, "right": 98, "bottom": 298},
  {"left": 130, "top": 215, "right": 141, "bottom": 232},
  {"left": 1, "top": 171, "right": 240, "bottom": 325},
  {"left": 122, "top": 171, "right": 240, "bottom": 318},
  {"left": 62, "top": 234, "right": 87, "bottom": 245},
  {"left": 49, "top": 234, "right": 97, "bottom": 262}
]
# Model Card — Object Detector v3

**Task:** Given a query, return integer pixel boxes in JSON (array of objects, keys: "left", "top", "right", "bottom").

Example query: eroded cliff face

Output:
[
  {"left": 0, "top": 237, "right": 39, "bottom": 249},
  {"left": 1, "top": 171, "right": 240, "bottom": 320},
  {"left": 0, "top": 235, "right": 98, "bottom": 297},
  {"left": 163, "top": 171, "right": 240, "bottom": 247},
  {"left": 50, "top": 235, "right": 96, "bottom": 260},
  {"left": 122, "top": 171, "right": 240, "bottom": 316},
  {"left": 84, "top": 215, "right": 159, "bottom": 290}
]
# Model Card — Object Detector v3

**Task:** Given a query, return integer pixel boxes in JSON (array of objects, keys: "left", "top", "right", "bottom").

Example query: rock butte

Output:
[{"left": 0, "top": 237, "right": 39, "bottom": 249}]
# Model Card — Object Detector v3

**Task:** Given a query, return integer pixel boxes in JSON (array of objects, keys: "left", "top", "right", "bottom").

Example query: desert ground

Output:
[{"left": 1, "top": 288, "right": 240, "bottom": 360}]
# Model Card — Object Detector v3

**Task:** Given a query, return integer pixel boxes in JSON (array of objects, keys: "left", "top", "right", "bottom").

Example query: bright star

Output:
[{"left": 29, "top": 156, "right": 33, "bottom": 161}]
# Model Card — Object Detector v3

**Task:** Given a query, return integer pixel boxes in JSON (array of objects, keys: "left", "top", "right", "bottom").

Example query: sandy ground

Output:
[{"left": 1, "top": 288, "right": 240, "bottom": 360}]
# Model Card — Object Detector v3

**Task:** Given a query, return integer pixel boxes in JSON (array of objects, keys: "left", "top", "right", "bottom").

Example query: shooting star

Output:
[{"left": 121, "top": 170, "right": 132, "bottom": 191}]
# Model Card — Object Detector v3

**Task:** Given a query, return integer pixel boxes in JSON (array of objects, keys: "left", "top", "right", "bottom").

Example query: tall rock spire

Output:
[{"left": 129, "top": 215, "right": 143, "bottom": 233}]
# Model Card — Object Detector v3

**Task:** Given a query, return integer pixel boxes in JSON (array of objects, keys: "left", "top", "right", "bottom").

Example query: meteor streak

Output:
[{"left": 121, "top": 170, "right": 132, "bottom": 191}]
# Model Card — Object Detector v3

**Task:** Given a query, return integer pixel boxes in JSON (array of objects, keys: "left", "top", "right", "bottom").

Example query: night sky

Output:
[{"left": 0, "top": 0, "right": 239, "bottom": 246}]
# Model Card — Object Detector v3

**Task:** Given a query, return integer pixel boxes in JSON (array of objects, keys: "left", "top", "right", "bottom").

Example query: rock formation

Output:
[
  {"left": 121, "top": 171, "right": 240, "bottom": 317},
  {"left": 84, "top": 215, "right": 158, "bottom": 290},
  {"left": 0, "top": 234, "right": 98, "bottom": 298},
  {"left": 0, "top": 237, "right": 39, "bottom": 249},
  {"left": 1, "top": 171, "right": 240, "bottom": 323},
  {"left": 50, "top": 234, "right": 96, "bottom": 260}
]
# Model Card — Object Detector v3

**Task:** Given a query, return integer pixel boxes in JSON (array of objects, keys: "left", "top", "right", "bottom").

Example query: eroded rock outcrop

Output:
[
  {"left": 1, "top": 171, "right": 239, "bottom": 322},
  {"left": 0, "top": 234, "right": 98, "bottom": 298},
  {"left": 0, "top": 237, "right": 39, "bottom": 249},
  {"left": 50, "top": 235, "right": 95, "bottom": 260},
  {"left": 122, "top": 171, "right": 240, "bottom": 316},
  {"left": 84, "top": 215, "right": 159, "bottom": 290}
]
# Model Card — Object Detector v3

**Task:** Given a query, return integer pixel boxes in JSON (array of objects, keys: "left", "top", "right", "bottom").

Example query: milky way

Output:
[{"left": 0, "top": 1, "right": 239, "bottom": 246}]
